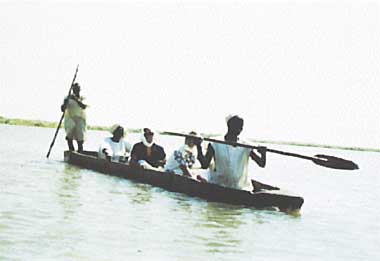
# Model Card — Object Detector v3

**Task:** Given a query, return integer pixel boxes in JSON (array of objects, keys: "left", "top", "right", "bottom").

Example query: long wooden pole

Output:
[
  {"left": 46, "top": 65, "right": 79, "bottom": 158},
  {"left": 162, "top": 131, "right": 359, "bottom": 170}
]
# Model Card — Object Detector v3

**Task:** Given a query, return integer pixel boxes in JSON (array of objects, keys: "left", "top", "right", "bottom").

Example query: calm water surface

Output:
[{"left": 0, "top": 125, "right": 379, "bottom": 260}]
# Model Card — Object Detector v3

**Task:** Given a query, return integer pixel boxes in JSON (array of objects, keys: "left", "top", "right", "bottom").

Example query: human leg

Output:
[
  {"left": 77, "top": 141, "right": 83, "bottom": 153},
  {"left": 66, "top": 137, "right": 75, "bottom": 151},
  {"left": 64, "top": 117, "right": 75, "bottom": 151},
  {"left": 73, "top": 117, "right": 86, "bottom": 153}
]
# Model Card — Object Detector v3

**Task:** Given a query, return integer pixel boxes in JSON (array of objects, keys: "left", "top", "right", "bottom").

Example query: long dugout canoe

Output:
[{"left": 64, "top": 151, "right": 304, "bottom": 212}]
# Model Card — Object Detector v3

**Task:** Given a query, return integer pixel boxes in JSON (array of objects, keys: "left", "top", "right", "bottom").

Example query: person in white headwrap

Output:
[
  {"left": 165, "top": 131, "right": 207, "bottom": 182},
  {"left": 130, "top": 128, "right": 166, "bottom": 170},
  {"left": 195, "top": 115, "right": 267, "bottom": 191},
  {"left": 98, "top": 124, "right": 132, "bottom": 162}
]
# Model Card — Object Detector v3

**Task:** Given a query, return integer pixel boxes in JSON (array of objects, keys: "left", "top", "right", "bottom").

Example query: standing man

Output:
[
  {"left": 61, "top": 83, "right": 87, "bottom": 152},
  {"left": 196, "top": 115, "right": 266, "bottom": 191}
]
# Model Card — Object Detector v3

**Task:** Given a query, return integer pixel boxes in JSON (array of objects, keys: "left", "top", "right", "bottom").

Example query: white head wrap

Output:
[{"left": 141, "top": 128, "right": 155, "bottom": 147}]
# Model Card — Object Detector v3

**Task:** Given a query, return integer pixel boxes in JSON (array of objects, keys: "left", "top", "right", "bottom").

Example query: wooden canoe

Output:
[{"left": 64, "top": 151, "right": 304, "bottom": 212}]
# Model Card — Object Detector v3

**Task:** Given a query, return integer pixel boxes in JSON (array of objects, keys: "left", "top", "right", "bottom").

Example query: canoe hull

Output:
[{"left": 64, "top": 151, "right": 304, "bottom": 211}]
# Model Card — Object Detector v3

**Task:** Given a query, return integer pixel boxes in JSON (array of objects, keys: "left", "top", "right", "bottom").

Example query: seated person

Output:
[
  {"left": 165, "top": 131, "right": 207, "bottom": 182},
  {"left": 98, "top": 124, "right": 132, "bottom": 162},
  {"left": 130, "top": 128, "right": 166, "bottom": 169}
]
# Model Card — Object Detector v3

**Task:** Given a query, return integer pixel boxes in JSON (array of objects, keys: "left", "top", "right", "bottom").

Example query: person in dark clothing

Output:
[{"left": 130, "top": 128, "right": 166, "bottom": 169}]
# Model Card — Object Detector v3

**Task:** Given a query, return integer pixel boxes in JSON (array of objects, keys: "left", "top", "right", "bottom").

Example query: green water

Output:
[{"left": 0, "top": 124, "right": 378, "bottom": 260}]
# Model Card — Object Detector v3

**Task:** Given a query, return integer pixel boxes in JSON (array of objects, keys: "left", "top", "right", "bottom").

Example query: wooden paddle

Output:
[
  {"left": 162, "top": 131, "right": 359, "bottom": 170},
  {"left": 46, "top": 65, "right": 79, "bottom": 158}
]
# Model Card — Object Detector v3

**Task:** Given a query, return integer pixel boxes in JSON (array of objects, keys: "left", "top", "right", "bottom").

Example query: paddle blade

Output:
[{"left": 312, "top": 154, "right": 359, "bottom": 170}]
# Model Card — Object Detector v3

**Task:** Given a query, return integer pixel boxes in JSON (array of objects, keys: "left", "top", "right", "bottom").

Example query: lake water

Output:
[{"left": 0, "top": 124, "right": 379, "bottom": 260}]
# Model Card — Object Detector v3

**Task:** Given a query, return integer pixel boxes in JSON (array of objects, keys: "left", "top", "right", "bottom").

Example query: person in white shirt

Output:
[
  {"left": 196, "top": 115, "right": 266, "bottom": 191},
  {"left": 98, "top": 124, "right": 132, "bottom": 163},
  {"left": 165, "top": 131, "right": 207, "bottom": 182}
]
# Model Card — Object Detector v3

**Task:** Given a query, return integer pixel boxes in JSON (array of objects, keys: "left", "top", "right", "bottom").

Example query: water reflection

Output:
[
  {"left": 201, "top": 203, "right": 245, "bottom": 229},
  {"left": 166, "top": 192, "right": 193, "bottom": 213},
  {"left": 196, "top": 203, "right": 245, "bottom": 253},
  {"left": 129, "top": 183, "right": 153, "bottom": 205},
  {"left": 164, "top": 188, "right": 290, "bottom": 254},
  {"left": 56, "top": 164, "right": 82, "bottom": 220}
]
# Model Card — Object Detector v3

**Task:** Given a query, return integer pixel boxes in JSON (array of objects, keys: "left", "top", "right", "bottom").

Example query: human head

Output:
[
  {"left": 110, "top": 124, "right": 124, "bottom": 141},
  {"left": 72, "top": 83, "right": 81, "bottom": 95},
  {"left": 143, "top": 128, "right": 154, "bottom": 144},
  {"left": 226, "top": 115, "right": 244, "bottom": 136},
  {"left": 185, "top": 131, "right": 198, "bottom": 148}
]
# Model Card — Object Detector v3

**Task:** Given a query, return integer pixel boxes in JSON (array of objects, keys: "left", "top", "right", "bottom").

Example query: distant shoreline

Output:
[
  {"left": 0, "top": 115, "right": 378, "bottom": 152},
  {"left": 0, "top": 115, "right": 141, "bottom": 133}
]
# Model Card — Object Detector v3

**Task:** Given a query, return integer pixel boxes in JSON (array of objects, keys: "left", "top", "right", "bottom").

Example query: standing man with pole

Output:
[
  {"left": 61, "top": 82, "right": 87, "bottom": 153},
  {"left": 46, "top": 65, "right": 81, "bottom": 158}
]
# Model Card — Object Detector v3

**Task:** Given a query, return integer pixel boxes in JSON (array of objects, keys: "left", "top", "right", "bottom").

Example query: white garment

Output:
[
  {"left": 63, "top": 96, "right": 87, "bottom": 141},
  {"left": 137, "top": 160, "right": 163, "bottom": 171},
  {"left": 98, "top": 137, "right": 132, "bottom": 161},
  {"left": 165, "top": 145, "right": 201, "bottom": 175},
  {"left": 64, "top": 96, "right": 86, "bottom": 119},
  {"left": 141, "top": 130, "right": 155, "bottom": 147},
  {"left": 208, "top": 138, "right": 253, "bottom": 191}
]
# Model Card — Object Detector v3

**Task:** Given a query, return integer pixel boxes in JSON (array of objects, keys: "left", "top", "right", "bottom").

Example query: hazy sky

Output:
[{"left": 0, "top": 0, "right": 378, "bottom": 148}]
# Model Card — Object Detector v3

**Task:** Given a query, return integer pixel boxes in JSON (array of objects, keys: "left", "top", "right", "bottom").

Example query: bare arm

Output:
[
  {"left": 196, "top": 143, "right": 214, "bottom": 169},
  {"left": 61, "top": 98, "right": 68, "bottom": 112},
  {"left": 129, "top": 145, "right": 140, "bottom": 167},
  {"left": 250, "top": 147, "right": 266, "bottom": 168},
  {"left": 156, "top": 146, "right": 166, "bottom": 167},
  {"left": 179, "top": 164, "right": 192, "bottom": 177}
]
